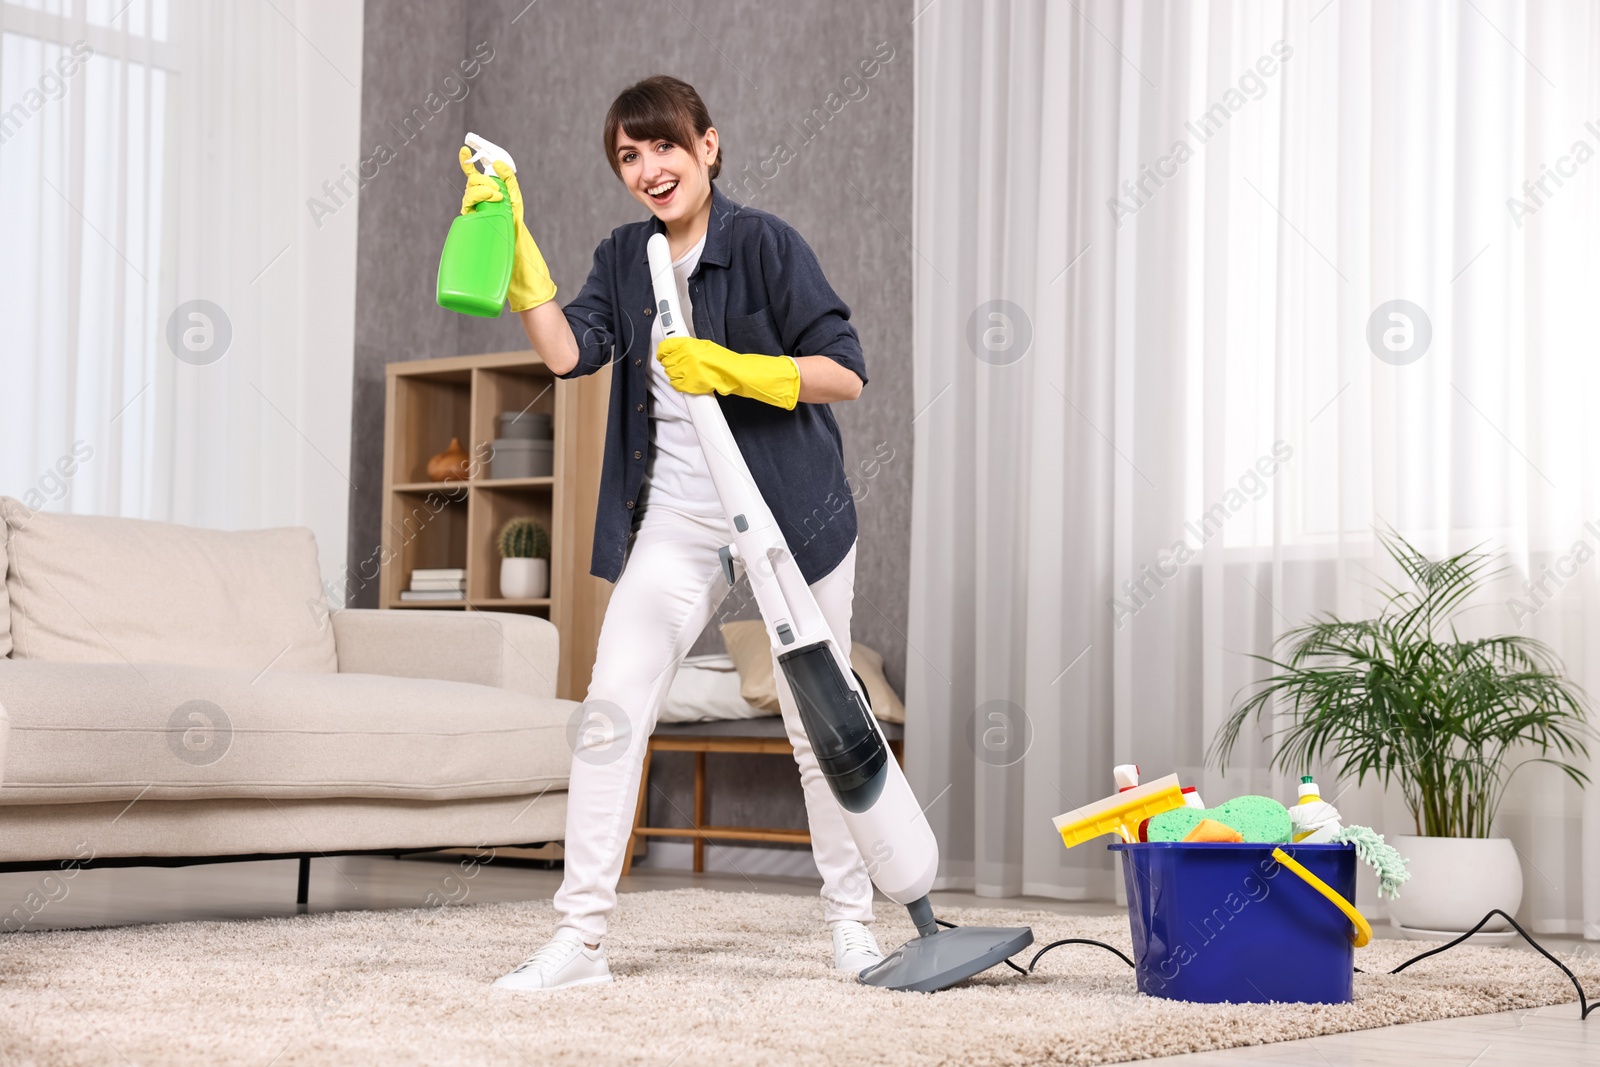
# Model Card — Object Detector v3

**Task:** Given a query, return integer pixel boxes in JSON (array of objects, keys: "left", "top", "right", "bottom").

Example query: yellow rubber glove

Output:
[
  {"left": 656, "top": 336, "right": 801, "bottom": 410},
  {"left": 457, "top": 147, "right": 556, "bottom": 312}
]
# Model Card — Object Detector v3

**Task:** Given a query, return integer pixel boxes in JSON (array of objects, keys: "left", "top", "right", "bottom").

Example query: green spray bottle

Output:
[{"left": 436, "top": 132, "right": 517, "bottom": 317}]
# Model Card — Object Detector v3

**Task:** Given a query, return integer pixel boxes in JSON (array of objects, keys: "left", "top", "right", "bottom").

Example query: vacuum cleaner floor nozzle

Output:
[{"left": 858, "top": 924, "right": 1034, "bottom": 992}]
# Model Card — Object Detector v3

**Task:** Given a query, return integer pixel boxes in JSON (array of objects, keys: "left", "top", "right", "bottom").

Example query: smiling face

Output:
[{"left": 613, "top": 125, "right": 718, "bottom": 225}]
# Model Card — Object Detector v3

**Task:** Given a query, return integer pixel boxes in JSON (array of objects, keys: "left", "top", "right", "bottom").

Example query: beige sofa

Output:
[{"left": 0, "top": 497, "right": 575, "bottom": 893}]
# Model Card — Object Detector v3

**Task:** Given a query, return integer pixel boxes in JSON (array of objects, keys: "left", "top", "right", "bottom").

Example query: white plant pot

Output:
[
  {"left": 499, "top": 557, "right": 548, "bottom": 599},
  {"left": 1387, "top": 835, "right": 1523, "bottom": 933}
]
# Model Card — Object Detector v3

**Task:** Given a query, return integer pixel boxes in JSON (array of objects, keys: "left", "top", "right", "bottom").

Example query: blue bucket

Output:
[{"left": 1108, "top": 842, "right": 1364, "bottom": 1004}]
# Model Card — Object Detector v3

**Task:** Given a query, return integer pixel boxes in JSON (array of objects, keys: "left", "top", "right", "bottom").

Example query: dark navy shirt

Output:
[{"left": 557, "top": 183, "right": 868, "bottom": 585}]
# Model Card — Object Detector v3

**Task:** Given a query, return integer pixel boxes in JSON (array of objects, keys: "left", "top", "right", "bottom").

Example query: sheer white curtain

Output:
[
  {"left": 911, "top": 0, "right": 1600, "bottom": 938},
  {"left": 0, "top": 0, "right": 362, "bottom": 596}
]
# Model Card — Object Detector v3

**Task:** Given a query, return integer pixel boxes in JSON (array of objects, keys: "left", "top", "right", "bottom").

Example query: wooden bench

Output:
[{"left": 624, "top": 717, "right": 906, "bottom": 874}]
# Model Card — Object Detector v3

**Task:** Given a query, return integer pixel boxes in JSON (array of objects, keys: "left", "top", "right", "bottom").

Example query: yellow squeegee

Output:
[{"left": 1052, "top": 773, "right": 1185, "bottom": 848}]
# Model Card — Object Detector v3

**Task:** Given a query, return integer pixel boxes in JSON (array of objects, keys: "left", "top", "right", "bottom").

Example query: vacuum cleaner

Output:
[{"left": 647, "top": 233, "right": 1033, "bottom": 992}]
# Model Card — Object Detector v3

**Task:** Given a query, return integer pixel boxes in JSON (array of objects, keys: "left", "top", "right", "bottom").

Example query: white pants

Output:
[{"left": 552, "top": 502, "right": 876, "bottom": 942}]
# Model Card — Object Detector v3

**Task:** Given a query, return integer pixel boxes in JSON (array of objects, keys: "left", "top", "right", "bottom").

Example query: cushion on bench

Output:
[{"left": 719, "top": 621, "right": 905, "bottom": 723}]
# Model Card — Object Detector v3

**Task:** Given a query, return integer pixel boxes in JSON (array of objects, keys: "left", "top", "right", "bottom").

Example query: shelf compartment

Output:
[
  {"left": 392, "top": 372, "right": 472, "bottom": 485},
  {"left": 386, "top": 489, "right": 470, "bottom": 605},
  {"left": 469, "top": 484, "right": 555, "bottom": 606},
  {"left": 473, "top": 365, "right": 557, "bottom": 480}
]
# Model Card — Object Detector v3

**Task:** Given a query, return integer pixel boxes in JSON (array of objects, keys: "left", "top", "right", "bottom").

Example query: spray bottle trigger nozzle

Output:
[{"left": 463, "top": 132, "right": 516, "bottom": 178}]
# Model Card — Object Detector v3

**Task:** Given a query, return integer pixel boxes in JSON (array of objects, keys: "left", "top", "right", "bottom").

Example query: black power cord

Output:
[
  {"left": 934, "top": 918, "right": 1132, "bottom": 976},
  {"left": 939, "top": 909, "right": 1596, "bottom": 1017},
  {"left": 1355, "top": 909, "right": 1596, "bottom": 1020}
]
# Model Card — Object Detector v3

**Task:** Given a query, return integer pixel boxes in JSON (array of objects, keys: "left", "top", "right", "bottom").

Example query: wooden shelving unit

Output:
[{"left": 380, "top": 350, "right": 613, "bottom": 701}]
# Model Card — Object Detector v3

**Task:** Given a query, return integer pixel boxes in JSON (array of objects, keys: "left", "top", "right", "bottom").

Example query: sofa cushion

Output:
[
  {"left": 0, "top": 497, "right": 336, "bottom": 673},
  {"left": 0, "top": 660, "right": 576, "bottom": 805}
]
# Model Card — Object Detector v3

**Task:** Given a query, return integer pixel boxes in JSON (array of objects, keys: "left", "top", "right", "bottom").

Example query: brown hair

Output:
[{"left": 603, "top": 75, "right": 722, "bottom": 181}]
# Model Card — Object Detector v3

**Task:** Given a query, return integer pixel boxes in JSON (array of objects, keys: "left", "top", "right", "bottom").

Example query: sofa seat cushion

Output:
[
  {"left": 0, "top": 497, "right": 337, "bottom": 672},
  {"left": 0, "top": 661, "right": 576, "bottom": 805}
]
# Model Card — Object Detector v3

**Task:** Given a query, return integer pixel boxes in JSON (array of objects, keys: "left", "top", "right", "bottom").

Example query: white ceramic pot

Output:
[
  {"left": 499, "top": 558, "right": 548, "bottom": 599},
  {"left": 1388, "top": 835, "right": 1523, "bottom": 933}
]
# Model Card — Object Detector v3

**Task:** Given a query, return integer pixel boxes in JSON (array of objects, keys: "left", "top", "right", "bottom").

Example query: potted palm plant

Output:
[
  {"left": 1211, "top": 528, "right": 1592, "bottom": 934},
  {"left": 497, "top": 517, "right": 550, "bottom": 599}
]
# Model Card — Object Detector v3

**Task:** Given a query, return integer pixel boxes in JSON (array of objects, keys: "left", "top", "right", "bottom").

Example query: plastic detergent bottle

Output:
[
  {"left": 437, "top": 132, "right": 517, "bottom": 318},
  {"left": 1290, "top": 775, "right": 1343, "bottom": 843}
]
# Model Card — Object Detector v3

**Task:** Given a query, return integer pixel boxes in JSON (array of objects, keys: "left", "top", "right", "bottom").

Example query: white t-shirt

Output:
[{"left": 639, "top": 233, "right": 723, "bottom": 516}]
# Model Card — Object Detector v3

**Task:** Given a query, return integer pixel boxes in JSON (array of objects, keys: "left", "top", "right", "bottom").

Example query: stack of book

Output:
[{"left": 400, "top": 567, "right": 466, "bottom": 602}]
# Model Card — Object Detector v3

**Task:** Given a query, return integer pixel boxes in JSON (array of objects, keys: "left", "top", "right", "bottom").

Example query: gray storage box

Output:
[
  {"left": 499, "top": 411, "right": 553, "bottom": 441},
  {"left": 490, "top": 438, "right": 554, "bottom": 478}
]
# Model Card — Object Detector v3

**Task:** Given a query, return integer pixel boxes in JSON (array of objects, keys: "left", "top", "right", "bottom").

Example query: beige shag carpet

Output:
[{"left": 0, "top": 887, "right": 1593, "bottom": 1066}]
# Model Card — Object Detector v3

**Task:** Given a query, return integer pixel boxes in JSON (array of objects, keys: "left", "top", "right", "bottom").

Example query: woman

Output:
[{"left": 460, "top": 75, "right": 882, "bottom": 991}]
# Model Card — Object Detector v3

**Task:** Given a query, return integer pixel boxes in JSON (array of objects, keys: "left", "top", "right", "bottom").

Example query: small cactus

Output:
[{"left": 497, "top": 517, "right": 549, "bottom": 559}]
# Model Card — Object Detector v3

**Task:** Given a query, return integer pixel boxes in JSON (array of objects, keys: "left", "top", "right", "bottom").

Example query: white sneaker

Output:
[
  {"left": 492, "top": 929, "right": 613, "bottom": 992},
  {"left": 830, "top": 919, "right": 885, "bottom": 974}
]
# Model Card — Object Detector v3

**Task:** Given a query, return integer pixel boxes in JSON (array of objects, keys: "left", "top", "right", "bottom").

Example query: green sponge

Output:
[{"left": 1147, "top": 796, "right": 1292, "bottom": 844}]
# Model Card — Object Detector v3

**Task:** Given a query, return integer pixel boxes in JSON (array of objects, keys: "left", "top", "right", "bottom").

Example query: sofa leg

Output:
[{"left": 296, "top": 856, "right": 310, "bottom": 913}]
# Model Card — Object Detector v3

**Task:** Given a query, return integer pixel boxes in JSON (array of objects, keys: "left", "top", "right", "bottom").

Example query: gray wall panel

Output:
[{"left": 347, "top": 0, "right": 471, "bottom": 608}]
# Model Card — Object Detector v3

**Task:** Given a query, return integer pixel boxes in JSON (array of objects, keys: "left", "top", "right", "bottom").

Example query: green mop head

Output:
[
  {"left": 1147, "top": 796, "right": 1292, "bottom": 844},
  {"left": 1332, "top": 824, "right": 1411, "bottom": 899}
]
